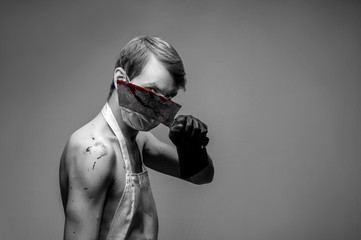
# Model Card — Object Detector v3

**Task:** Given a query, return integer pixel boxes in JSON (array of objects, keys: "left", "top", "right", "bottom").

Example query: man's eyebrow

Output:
[
  {"left": 149, "top": 82, "right": 164, "bottom": 92},
  {"left": 143, "top": 82, "right": 159, "bottom": 91},
  {"left": 143, "top": 82, "right": 156, "bottom": 88}
]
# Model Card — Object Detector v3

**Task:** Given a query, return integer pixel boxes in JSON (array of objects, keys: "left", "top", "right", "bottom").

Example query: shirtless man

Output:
[{"left": 59, "top": 36, "right": 214, "bottom": 240}]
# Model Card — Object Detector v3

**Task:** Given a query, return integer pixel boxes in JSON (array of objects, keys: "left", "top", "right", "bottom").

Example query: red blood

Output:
[
  {"left": 117, "top": 80, "right": 173, "bottom": 120},
  {"left": 117, "top": 80, "right": 177, "bottom": 104}
]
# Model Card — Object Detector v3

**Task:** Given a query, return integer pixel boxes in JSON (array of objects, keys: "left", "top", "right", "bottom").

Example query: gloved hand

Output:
[{"left": 169, "top": 115, "right": 210, "bottom": 179}]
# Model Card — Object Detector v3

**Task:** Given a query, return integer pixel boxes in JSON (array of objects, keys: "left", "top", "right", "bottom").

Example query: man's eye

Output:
[
  {"left": 147, "top": 88, "right": 163, "bottom": 96},
  {"left": 146, "top": 87, "right": 157, "bottom": 93},
  {"left": 146, "top": 87, "right": 172, "bottom": 100}
]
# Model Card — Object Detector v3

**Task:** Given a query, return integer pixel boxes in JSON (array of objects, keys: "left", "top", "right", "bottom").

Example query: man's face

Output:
[{"left": 130, "top": 55, "right": 179, "bottom": 100}]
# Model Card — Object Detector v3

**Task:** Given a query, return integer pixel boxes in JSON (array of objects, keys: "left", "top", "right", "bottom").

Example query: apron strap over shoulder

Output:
[{"left": 101, "top": 103, "right": 132, "bottom": 173}]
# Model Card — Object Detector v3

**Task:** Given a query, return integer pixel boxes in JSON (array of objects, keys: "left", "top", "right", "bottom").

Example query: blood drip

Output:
[{"left": 117, "top": 80, "right": 171, "bottom": 120}]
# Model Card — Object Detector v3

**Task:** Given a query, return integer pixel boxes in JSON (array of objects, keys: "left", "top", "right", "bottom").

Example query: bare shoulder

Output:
[{"left": 62, "top": 126, "right": 117, "bottom": 193}]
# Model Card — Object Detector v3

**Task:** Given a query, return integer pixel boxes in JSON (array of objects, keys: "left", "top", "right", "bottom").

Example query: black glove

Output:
[{"left": 169, "top": 115, "right": 210, "bottom": 179}]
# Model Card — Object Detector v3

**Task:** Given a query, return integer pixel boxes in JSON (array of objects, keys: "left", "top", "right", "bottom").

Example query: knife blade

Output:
[{"left": 117, "top": 80, "right": 182, "bottom": 127}]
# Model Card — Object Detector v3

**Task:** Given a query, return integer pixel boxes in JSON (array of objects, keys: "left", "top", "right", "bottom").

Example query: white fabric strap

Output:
[{"left": 101, "top": 103, "right": 132, "bottom": 173}]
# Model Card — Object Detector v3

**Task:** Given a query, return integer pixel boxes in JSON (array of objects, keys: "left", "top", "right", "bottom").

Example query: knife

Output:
[
  {"left": 117, "top": 80, "right": 182, "bottom": 127},
  {"left": 117, "top": 80, "right": 209, "bottom": 146}
]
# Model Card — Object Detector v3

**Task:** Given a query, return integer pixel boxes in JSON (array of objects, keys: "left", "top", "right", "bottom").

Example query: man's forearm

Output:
[
  {"left": 177, "top": 146, "right": 213, "bottom": 180},
  {"left": 186, "top": 154, "right": 214, "bottom": 184}
]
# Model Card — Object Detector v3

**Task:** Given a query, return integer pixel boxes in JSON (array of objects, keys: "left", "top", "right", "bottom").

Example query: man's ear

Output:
[{"left": 113, "top": 67, "right": 128, "bottom": 89}]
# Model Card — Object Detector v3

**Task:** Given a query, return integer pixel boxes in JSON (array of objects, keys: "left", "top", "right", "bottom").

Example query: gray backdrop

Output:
[{"left": 1, "top": 1, "right": 360, "bottom": 239}]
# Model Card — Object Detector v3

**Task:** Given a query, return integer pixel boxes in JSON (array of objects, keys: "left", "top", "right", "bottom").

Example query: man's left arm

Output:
[{"left": 141, "top": 115, "right": 214, "bottom": 184}]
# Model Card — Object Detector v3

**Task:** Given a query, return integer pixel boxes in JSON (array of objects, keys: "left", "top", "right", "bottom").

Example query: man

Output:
[{"left": 59, "top": 36, "right": 214, "bottom": 240}]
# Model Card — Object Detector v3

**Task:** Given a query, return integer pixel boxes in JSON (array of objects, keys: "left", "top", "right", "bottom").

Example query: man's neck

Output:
[{"left": 107, "top": 90, "right": 139, "bottom": 142}]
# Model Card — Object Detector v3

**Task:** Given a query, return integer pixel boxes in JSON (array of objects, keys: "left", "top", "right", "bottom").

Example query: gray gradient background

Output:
[{"left": 1, "top": 1, "right": 361, "bottom": 239}]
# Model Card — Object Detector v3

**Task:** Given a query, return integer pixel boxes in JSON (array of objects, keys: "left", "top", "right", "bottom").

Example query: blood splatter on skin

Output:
[
  {"left": 83, "top": 143, "right": 107, "bottom": 171},
  {"left": 85, "top": 143, "right": 107, "bottom": 157},
  {"left": 85, "top": 147, "right": 92, "bottom": 154}
]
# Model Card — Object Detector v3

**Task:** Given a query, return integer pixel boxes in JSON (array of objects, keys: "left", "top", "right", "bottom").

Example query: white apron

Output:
[{"left": 102, "top": 103, "right": 159, "bottom": 240}]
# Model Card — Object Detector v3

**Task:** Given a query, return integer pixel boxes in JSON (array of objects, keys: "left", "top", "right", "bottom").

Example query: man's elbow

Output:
[
  {"left": 188, "top": 164, "right": 214, "bottom": 185},
  {"left": 194, "top": 175, "right": 214, "bottom": 185}
]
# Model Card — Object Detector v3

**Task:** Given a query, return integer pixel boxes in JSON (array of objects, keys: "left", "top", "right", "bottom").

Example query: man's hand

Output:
[
  {"left": 169, "top": 115, "right": 210, "bottom": 179},
  {"left": 169, "top": 115, "right": 209, "bottom": 150}
]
